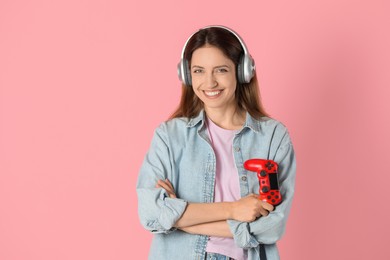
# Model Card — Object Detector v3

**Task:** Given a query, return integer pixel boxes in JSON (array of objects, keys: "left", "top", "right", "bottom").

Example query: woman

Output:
[{"left": 137, "top": 25, "right": 296, "bottom": 260}]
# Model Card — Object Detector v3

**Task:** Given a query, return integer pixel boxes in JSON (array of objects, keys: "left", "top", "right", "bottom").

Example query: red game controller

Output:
[{"left": 244, "top": 159, "right": 282, "bottom": 205}]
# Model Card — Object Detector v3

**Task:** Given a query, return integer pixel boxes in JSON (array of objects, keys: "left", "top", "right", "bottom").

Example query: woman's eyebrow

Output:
[
  {"left": 191, "top": 65, "right": 231, "bottom": 69},
  {"left": 214, "top": 65, "right": 230, "bottom": 69},
  {"left": 191, "top": 65, "right": 204, "bottom": 69}
]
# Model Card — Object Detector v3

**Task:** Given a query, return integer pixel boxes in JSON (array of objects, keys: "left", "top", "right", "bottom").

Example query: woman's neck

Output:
[{"left": 205, "top": 106, "right": 246, "bottom": 130}]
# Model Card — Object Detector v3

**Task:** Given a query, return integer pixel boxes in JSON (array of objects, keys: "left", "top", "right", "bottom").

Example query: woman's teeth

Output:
[{"left": 204, "top": 90, "right": 221, "bottom": 97}]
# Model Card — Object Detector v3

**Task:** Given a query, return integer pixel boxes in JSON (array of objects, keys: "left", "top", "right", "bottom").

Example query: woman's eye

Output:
[
  {"left": 193, "top": 69, "right": 203, "bottom": 73},
  {"left": 216, "top": 68, "right": 228, "bottom": 73}
]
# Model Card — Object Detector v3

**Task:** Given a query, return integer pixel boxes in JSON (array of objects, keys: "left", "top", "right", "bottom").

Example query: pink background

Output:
[{"left": 1, "top": 0, "right": 389, "bottom": 259}]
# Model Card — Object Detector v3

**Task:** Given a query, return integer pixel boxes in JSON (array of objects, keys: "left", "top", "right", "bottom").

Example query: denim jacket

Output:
[{"left": 137, "top": 110, "right": 296, "bottom": 260}]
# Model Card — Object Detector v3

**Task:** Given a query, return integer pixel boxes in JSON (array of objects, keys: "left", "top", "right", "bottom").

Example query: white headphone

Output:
[{"left": 177, "top": 25, "right": 256, "bottom": 86}]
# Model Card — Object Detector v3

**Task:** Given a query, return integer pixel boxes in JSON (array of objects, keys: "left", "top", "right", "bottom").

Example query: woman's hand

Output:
[
  {"left": 155, "top": 179, "right": 177, "bottom": 198},
  {"left": 231, "top": 194, "right": 274, "bottom": 222}
]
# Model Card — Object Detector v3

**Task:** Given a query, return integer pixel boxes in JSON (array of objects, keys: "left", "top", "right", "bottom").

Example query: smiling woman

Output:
[{"left": 137, "top": 25, "right": 296, "bottom": 260}]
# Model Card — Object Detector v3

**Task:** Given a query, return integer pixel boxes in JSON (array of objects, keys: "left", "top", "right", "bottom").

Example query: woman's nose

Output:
[{"left": 205, "top": 73, "right": 217, "bottom": 88}]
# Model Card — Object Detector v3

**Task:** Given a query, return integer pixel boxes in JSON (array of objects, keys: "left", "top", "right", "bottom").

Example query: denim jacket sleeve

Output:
[
  {"left": 227, "top": 132, "right": 296, "bottom": 248},
  {"left": 136, "top": 124, "right": 188, "bottom": 234}
]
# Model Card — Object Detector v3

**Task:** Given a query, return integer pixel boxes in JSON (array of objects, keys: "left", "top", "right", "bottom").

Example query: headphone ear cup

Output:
[
  {"left": 237, "top": 55, "right": 245, "bottom": 84},
  {"left": 238, "top": 54, "right": 255, "bottom": 84},
  {"left": 177, "top": 59, "right": 192, "bottom": 86},
  {"left": 183, "top": 59, "right": 192, "bottom": 86}
]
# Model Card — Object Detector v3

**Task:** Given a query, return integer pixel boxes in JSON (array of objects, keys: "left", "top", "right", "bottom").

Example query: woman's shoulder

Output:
[
  {"left": 153, "top": 117, "right": 193, "bottom": 136},
  {"left": 247, "top": 115, "right": 293, "bottom": 144},
  {"left": 151, "top": 117, "right": 198, "bottom": 147},
  {"left": 250, "top": 115, "right": 289, "bottom": 132},
  {"left": 160, "top": 117, "right": 191, "bottom": 128}
]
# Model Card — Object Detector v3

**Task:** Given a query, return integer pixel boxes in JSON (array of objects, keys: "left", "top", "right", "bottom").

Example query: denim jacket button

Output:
[
  {"left": 234, "top": 146, "right": 240, "bottom": 152},
  {"left": 241, "top": 176, "right": 247, "bottom": 181}
]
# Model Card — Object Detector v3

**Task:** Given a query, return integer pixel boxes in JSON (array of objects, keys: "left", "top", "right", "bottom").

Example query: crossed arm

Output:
[{"left": 155, "top": 179, "right": 274, "bottom": 238}]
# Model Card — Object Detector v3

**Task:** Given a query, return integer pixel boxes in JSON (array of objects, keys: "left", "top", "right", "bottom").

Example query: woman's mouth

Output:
[{"left": 203, "top": 90, "right": 223, "bottom": 97}]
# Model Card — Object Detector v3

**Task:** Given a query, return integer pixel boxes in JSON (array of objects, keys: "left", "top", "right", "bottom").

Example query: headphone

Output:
[{"left": 177, "top": 25, "right": 256, "bottom": 86}]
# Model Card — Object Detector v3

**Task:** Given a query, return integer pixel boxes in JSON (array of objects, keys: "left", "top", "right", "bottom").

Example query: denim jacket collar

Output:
[
  {"left": 186, "top": 109, "right": 262, "bottom": 134},
  {"left": 186, "top": 110, "right": 205, "bottom": 128}
]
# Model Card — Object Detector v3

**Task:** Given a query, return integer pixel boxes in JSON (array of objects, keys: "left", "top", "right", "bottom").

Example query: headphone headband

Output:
[
  {"left": 177, "top": 25, "right": 255, "bottom": 86},
  {"left": 180, "top": 25, "right": 250, "bottom": 61}
]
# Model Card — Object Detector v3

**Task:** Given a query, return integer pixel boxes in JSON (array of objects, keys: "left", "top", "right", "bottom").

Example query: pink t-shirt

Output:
[{"left": 205, "top": 117, "right": 246, "bottom": 260}]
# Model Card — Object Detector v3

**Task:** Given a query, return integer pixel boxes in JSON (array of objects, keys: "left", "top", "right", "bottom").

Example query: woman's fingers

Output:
[
  {"left": 156, "top": 179, "right": 172, "bottom": 192},
  {"left": 156, "top": 179, "right": 177, "bottom": 198},
  {"left": 251, "top": 194, "right": 275, "bottom": 213},
  {"left": 261, "top": 201, "right": 275, "bottom": 212},
  {"left": 165, "top": 179, "right": 175, "bottom": 191},
  {"left": 259, "top": 207, "right": 269, "bottom": 217}
]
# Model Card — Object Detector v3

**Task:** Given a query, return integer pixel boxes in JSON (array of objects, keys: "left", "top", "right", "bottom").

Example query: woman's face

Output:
[{"left": 190, "top": 45, "right": 237, "bottom": 113}]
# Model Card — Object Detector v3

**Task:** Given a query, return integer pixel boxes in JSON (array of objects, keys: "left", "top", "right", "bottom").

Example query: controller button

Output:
[
  {"left": 267, "top": 195, "right": 271, "bottom": 199},
  {"left": 272, "top": 199, "right": 276, "bottom": 203},
  {"left": 270, "top": 192, "right": 275, "bottom": 195},
  {"left": 260, "top": 170, "right": 267, "bottom": 177},
  {"left": 275, "top": 196, "right": 279, "bottom": 199},
  {"left": 262, "top": 187, "right": 269, "bottom": 193}
]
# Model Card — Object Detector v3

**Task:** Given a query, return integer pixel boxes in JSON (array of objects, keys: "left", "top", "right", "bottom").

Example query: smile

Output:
[{"left": 203, "top": 90, "right": 223, "bottom": 97}]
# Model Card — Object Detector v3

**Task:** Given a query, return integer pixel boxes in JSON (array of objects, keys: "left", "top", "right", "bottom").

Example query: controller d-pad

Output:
[{"left": 265, "top": 161, "right": 274, "bottom": 170}]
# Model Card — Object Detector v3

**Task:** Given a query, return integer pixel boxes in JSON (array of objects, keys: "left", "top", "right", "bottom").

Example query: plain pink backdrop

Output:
[{"left": 1, "top": 0, "right": 389, "bottom": 259}]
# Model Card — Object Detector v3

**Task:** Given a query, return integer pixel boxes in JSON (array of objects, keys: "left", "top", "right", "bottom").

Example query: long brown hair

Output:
[{"left": 169, "top": 27, "right": 269, "bottom": 120}]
